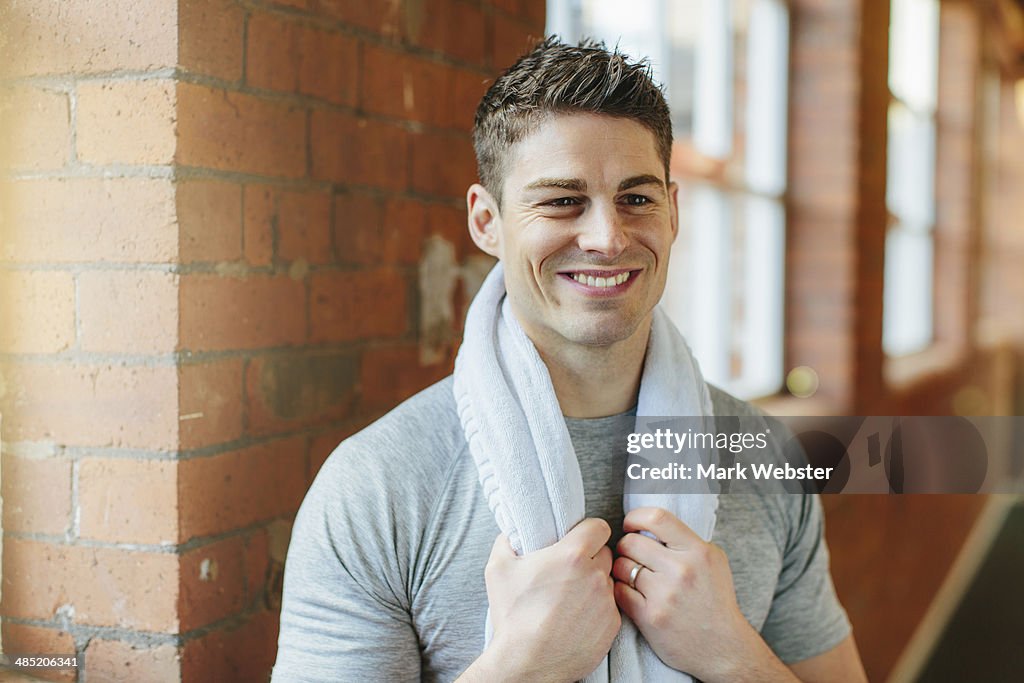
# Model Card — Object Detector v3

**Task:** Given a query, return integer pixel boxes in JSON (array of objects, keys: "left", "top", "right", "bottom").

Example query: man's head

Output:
[
  {"left": 473, "top": 36, "right": 673, "bottom": 208},
  {"left": 466, "top": 38, "right": 679, "bottom": 356}
]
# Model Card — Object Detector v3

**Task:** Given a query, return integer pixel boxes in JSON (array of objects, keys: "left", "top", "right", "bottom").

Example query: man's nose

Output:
[{"left": 577, "top": 204, "right": 629, "bottom": 258}]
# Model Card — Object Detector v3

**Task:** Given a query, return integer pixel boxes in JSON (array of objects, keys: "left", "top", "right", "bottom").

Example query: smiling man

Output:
[{"left": 273, "top": 38, "right": 868, "bottom": 683}]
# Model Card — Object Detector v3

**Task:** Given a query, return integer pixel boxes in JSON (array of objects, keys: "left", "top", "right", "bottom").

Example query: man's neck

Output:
[{"left": 533, "top": 324, "right": 651, "bottom": 419}]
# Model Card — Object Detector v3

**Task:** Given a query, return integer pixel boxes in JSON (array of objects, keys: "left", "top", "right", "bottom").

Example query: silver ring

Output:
[{"left": 628, "top": 562, "right": 645, "bottom": 590}]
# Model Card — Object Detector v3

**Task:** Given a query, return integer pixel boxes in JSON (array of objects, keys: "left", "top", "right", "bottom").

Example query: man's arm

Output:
[
  {"left": 788, "top": 635, "right": 868, "bottom": 683},
  {"left": 272, "top": 454, "right": 421, "bottom": 682}
]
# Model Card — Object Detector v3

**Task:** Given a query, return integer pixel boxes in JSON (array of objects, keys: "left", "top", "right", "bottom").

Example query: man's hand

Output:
[
  {"left": 613, "top": 507, "right": 797, "bottom": 682},
  {"left": 474, "top": 518, "right": 621, "bottom": 683}
]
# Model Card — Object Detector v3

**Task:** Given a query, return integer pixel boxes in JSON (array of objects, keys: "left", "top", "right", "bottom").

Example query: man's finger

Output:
[
  {"left": 489, "top": 533, "right": 517, "bottom": 561},
  {"left": 616, "top": 530, "right": 673, "bottom": 572},
  {"left": 611, "top": 556, "right": 651, "bottom": 595},
  {"left": 623, "top": 506, "right": 702, "bottom": 549},
  {"left": 613, "top": 580, "right": 646, "bottom": 621},
  {"left": 564, "top": 517, "right": 613, "bottom": 557}
]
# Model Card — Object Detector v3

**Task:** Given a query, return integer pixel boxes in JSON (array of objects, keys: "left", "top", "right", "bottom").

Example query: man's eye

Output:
[
  {"left": 546, "top": 197, "right": 579, "bottom": 207},
  {"left": 622, "top": 194, "right": 651, "bottom": 206}
]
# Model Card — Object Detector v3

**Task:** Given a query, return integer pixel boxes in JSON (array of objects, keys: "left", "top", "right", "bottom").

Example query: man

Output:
[{"left": 273, "top": 38, "right": 867, "bottom": 682}]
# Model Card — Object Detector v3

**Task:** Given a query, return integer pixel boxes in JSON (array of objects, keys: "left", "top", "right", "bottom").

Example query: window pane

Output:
[
  {"left": 886, "top": 101, "right": 936, "bottom": 226},
  {"left": 888, "top": 0, "right": 939, "bottom": 111},
  {"left": 883, "top": 225, "right": 934, "bottom": 356}
]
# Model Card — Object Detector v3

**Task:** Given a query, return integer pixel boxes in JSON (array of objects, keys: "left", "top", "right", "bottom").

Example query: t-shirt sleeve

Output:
[
  {"left": 758, "top": 493, "right": 852, "bottom": 664},
  {"left": 272, "top": 448, "right": 421, "bottom": 683}
]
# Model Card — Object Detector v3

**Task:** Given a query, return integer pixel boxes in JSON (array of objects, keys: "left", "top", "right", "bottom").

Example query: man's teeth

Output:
[{"left": 571, "top": 272, "right": 631, "bottom": 287}]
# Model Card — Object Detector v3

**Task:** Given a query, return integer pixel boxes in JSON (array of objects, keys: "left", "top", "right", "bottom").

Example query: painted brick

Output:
[
  {"left": 177, "top": 437, "right": 307, "bottom": 540},
  {"left": 178, "top": 359, "right": 245, "bottom": 450},
  {"left": 360, "top": 344, "right": 449, "bottom": 412},
  {"left": 0, "top": 0, "right": 177, "bottom": 78},
  {"left": 1, "top": 454, "right": 72, "bottom": 536},
  {"left": 411, "top": 130, "right": 477, "bottom": 198},
  {"left": 245, "top": 351, "right": 358, "bottom": 436},
  {"left": 310, "top": 110, "right": 408, "bottom": 190},
  {"left": 180, "top": 609, "right": 279, "bottom": 683},
  {"left": 78, "top": 271, "right": 178, "bottom": 353},
  {"left": 78, "top": 458, "right": 178, "bottom": 544},
  {"left": 2, "top": 538, "right": 179, "bottom": 631},
  {"left": 277, "top": 189, "right": 333, "bottom": 264},
  {"left": 179, "top": 0, "right": 245, "bottom": 82},
  {"left": 0, "top": 86, "right": 70, "bottom": 169},
  {"left": 76, "top": 80, "right": 176, "bottom": 165},
  {"left": 243, "top": 184, "right": 277, "bottom": 266},
  {"left": 177, "top": 179, "right": 243, "bottom": 263},
  {"left": 179, "top": 274, "right": 306, "bottom": 351},
  {"left": 0, "top": 178, "right": 177, "bottom": 264},
  {"left": 0, "top": 362, "right": 178, "bottom": 450},
  {"left": 0, "top": 623, "right": 76, "bottom": 682},
  {"left": 179, "top": 536, "right": 247, "bottom": 631},
  {"left": 492, "top": 11, "right": 540, "bottom": 71},
  {"left": 176, "top": 82, "right": 306, "bottom": 178},
  {"left": 84, "top": 639, "right": 180, "bottom": 683},
  {"left": 0, "top": 270, "right": 76, "bottom": 354},
  {"left": 361, "top": 44, "right": 451, "bottom": 126},
  {"left": 247, "top": 11, "right": 359, "bottom": 106},
  {"left": 310, "top": 269, "right": 408, "bottom": 343},
  {"left": 409, "top": 0, "right": 487, "bottom": 66}
]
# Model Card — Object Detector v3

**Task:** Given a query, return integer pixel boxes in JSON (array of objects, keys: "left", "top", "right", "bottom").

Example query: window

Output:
[
  {"left": 883, "top": 0, "right": 940, "bottom": 356},
  {"left": 547, "top": 0, "right": 790, "bottom": 398}
]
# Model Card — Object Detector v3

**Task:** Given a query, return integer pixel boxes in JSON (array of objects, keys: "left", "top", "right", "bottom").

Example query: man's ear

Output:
[
  {"left": 667, "top": 180, "right": 680, "bottom": 242},
  {"left": 467, "top": 183, "right": 502, "bottom": 258}
]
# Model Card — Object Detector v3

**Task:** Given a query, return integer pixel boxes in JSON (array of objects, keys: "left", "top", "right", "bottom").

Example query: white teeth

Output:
[{"left": 570, "top": 272, "right": 631, "bottom": 287}]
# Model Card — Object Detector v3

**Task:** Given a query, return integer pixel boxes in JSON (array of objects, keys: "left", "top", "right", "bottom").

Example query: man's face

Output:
[{"left": 476, "top": 113, "right": 678, "bottom": 352}]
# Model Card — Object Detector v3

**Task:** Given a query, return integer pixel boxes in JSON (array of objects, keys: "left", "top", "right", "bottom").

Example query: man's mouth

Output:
[{"left": 559, "top": 269, "right": 636, "bottom": 289}]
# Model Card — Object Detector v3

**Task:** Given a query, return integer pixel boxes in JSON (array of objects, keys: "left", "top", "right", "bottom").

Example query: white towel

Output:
[{"left": 453, "top": 262, "right": 718, "bottom": 682}]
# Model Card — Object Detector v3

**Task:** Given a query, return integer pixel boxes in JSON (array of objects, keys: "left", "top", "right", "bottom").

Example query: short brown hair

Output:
[{"left": 473, "top": 36, "right": 673, "bottom": 207}]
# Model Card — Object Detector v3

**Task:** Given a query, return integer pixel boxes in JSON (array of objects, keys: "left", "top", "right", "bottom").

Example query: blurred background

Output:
[{"left": 0, "top": 0, "right": 1022, "bottom": 681}]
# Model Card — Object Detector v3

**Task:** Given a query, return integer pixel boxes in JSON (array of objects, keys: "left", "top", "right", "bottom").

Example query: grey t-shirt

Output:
[{"left": 273, "top": 377, "right": 851, "bottom": 682}]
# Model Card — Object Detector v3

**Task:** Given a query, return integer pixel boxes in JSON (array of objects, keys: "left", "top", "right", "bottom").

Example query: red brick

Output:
[
  {"left": 247, "top": 11, "right": 358, "bottom": 106},
  {"left": 76, "top": 80, "right": 176, "bottom": 165},
  {"left": 411, "top": 130, "right": 477, "bottom": 198},
  {"left": 243, "top": 184, "right": 277, "bottom": 266},
  {"left": 310, "top": 0, "right": 404, "bottom": 38},
  {"left": 0, "top": 362, "right": 178, "bottom": 449},
  {"left": 308, "top": 427, "right": 352, "bottom": 480},
  {"left": 178, "top": 359, "right": 245, "bottom": 450},
  {"left": 84, "top": 639, "right": 179, "bottom": 683},
  {"left": 245, "top": 351, "right": 357, "bottom": 436},
  {"left": 179, "top": 274, "right": 306, "bottom": 351},
  {"left": 179, "top": 536, "right": 247, "bottom": 631},
  {"left": 180, "top": 609, "right": 279, "bottom": 683},
  {"left": 1, "top": 623, "right": 76, "bottom": 682},
  {"left": 361, "top": 45, "right": 451, "bottom": 126},
  {"left": 492, "top": 11, "right": 540, "bottom": 71},
  {"left": 177, "top": 179, "right": 243, "bottom": 263},
  {"left": 0, "top": 270, "right": 76, "bottom": 353},
  {"left": 1, "top": 454, "right": 72, "bottom": 535},
  {"left": 310, "top": 110, "right": 408, "bottom": 190},
  {"left": 0, "top": 0, "right": 176, "bottom": 78},
  {"left": 2, "top": 538, "right": 179, "bottom": 631},
  {"left": 180, "top": 0, "right": 245, "bottom": 82},
  {"left": 449, "top": 67, "right": 488, "bottom": 130},
  {"left": 278, "top": 189, "right": 333, "bottom": 264},
  {"left": 409, "top": 0, "right": 487, "bottom": 66},
  {"left": 176, "top": 82, "right": 306, "bottom": 178},
  {"left": 244, "top": 528, "right": 270, "bottom": 603},
  {"left": 309, "top": 269, "right": 408, "bottom": 342},
  {"left": 78, "top": 271, "right": 178, "bottom": 353},
  {"left": 78, "top": 459, "right": 178, "bottom": 544},
  {"left": 0, "top": 179, "right": 177, "bottom": 264},
  {"left": 177, "top": 438, "right": 307, "bottom": 540},
  {"left": 360, "top": 344, "right": 450, "bottom": 411},
  {"left": 0, "top": 86, "right": 70, "bottom": 169}
]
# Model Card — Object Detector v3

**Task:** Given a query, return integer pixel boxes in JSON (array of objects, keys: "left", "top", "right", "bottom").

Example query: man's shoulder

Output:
[
  {"left": 708, "top": 384, "right": 764, "bottom": 419},
  {"left": 317, "top": 375, "right": 466, "bottom": 492}
]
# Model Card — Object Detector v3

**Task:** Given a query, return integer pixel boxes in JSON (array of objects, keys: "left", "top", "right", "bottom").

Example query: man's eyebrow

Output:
[
  {"left": 618, "top": 174, "right": 666, "bottom": 192},
  {"left": 522, "top": 177, "right": 587, "bottom": 192}
]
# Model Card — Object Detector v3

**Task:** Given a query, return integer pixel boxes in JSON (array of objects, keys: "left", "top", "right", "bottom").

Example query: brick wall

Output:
[{"left": 0, "top": 1, "right": 544, "bottom": 680}]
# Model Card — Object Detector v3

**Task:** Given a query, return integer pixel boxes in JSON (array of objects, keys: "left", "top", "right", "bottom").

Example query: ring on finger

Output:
[{"left": 628, "top": 562, "right": 646, "bottom": 590}]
